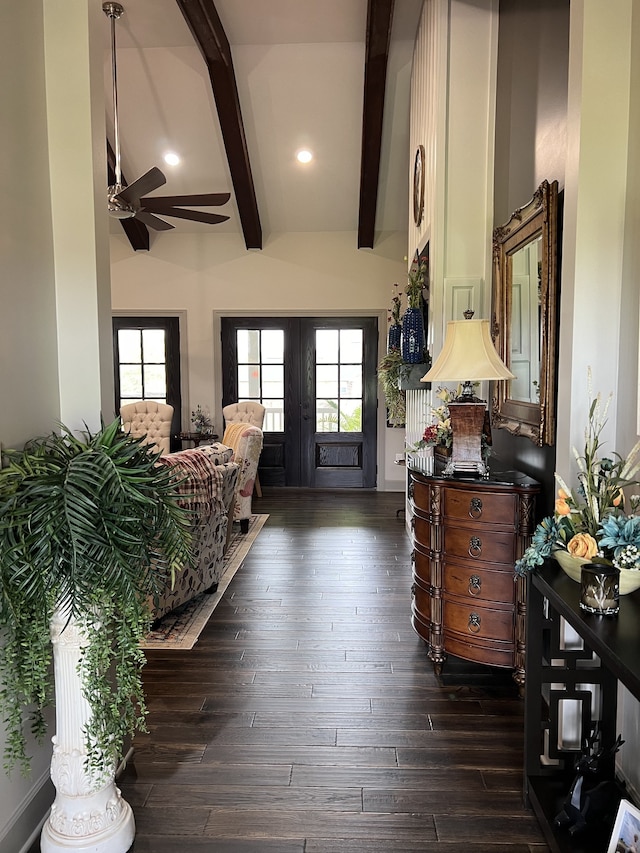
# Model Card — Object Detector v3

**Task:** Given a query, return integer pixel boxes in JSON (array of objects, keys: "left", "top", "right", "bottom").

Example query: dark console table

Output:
[{"left": 525, "top": 561, "right": 640, "bottom": 852}]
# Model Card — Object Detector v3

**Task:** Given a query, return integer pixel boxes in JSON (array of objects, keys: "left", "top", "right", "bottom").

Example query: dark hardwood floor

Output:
[{"left": 36, "top": 489, "right": 550, "bottom": 852}]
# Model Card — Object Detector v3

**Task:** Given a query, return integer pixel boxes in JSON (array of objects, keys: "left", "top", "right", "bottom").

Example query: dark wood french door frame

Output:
[
  {"left": 112, "top": 315, "right": 183, "bottom": 449},
  {"left": 221, "top": 315, "right": 378, "bottom": 489}
]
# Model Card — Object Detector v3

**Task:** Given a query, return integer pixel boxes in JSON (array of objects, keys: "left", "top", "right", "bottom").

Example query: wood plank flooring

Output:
[{"left": 37, "top": 489, "right": 550, "bottom": 852}]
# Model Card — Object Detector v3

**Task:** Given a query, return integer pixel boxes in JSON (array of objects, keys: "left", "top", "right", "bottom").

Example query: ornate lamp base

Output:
[{"left": 442, "top": 401, "right": 488, "bottom": 477}]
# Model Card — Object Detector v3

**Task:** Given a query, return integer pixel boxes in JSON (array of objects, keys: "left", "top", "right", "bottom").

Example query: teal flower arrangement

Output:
[{"left": 515, "top": 375, "right": 640, "bottom": 577}]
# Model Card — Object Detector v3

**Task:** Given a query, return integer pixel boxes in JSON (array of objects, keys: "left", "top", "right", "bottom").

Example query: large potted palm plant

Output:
[{"left": 0, "top": 419, "right": 192, "bottom": 853}]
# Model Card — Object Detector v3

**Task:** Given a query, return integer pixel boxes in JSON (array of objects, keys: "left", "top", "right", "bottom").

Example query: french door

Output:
[
  {"left": 112, "top": 316, "right": 182, "bottom": 447},
  {"left": 221, "top": 317, "right": 378, "bottom": 488}
]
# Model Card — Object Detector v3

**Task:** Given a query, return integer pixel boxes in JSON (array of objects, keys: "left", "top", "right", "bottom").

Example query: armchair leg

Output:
[{"left": 240, "top": 518, "right": 249, "bottom": 534}]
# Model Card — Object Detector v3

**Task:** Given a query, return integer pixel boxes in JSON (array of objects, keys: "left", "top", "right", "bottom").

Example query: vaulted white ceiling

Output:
[{"left": 102, "top": 0, "right": 422, "bottom": 246}]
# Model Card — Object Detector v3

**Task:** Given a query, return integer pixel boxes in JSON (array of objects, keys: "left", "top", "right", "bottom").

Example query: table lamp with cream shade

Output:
[{"left": 421, "top": 309, "right": 515, "bottom": 477}]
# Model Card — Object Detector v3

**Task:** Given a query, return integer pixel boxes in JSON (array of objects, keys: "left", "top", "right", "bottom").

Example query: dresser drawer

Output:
[
  {"left": 443, "top": 632, "right": 515, "bottom": 669},
  {"left": 412, "top": 540, "right": 434, "bottom": 587},
  {"left": 410, "top": 478, "right": 433, "bottom": 516},
  {"left": 443, "top": 598, "right": 514, "bottom": 643},
  {"left": 411, "top": 581, "right": 432, "bottom": 643},
  {"left": 411, "top": 513, "right": 432, "bottom": 550},
  {"left": 443, "top": 489, "right": 516, "bottom": 526},
  {"left": 444, "top": 527, "right": 515, "bottom": 565},
  {"left": 444, "top": 562, "right": 515, "bottom": 606}
]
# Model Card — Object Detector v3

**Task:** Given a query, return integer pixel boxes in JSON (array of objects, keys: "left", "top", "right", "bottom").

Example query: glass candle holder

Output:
[{"left": 580, "top": 562, "right": 620, "bottom": 615}]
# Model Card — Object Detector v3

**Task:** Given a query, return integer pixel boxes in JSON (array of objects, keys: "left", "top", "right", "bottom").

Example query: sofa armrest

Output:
[{"left": 198, "top": 442, "right": 234, "bottom": 465}]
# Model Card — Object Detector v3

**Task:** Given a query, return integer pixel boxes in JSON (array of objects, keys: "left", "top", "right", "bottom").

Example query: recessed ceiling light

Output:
[
  {"left": 296, "top": 149, "right": 313, "bottom": 164},
  {"left": 163, "top": 152, "right": 180, "bottom": 166}
]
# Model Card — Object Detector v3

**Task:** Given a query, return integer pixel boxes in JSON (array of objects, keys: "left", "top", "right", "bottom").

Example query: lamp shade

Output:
[{"left": 421, "top": 318, "right": 514, "bottom": 383}]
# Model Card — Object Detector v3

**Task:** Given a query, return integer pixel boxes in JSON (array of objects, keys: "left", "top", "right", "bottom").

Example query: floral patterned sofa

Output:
[{"left": 150, "top": 445, "right": 238, "bottom": 620}]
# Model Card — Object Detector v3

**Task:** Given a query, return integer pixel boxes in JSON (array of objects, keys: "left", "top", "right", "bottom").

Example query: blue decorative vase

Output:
[
  {"left": 401, "top": 307, "right": 424, "bottom": 363},
  {"left": 388, "top": 323, "right": 401, "bottom": 351}
]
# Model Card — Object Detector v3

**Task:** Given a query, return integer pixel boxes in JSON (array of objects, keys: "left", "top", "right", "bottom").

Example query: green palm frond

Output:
[{"left": 0, "top": 418, "right": 192, "bottom": 775}]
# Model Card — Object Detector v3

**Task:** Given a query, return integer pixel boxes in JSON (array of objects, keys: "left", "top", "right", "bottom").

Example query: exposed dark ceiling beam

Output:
[
  {"left": 176, "top": 0, "right": 262, "bottom": 250},
  {"left": 107, "top": 140, "right": 150, "bottom": 251},
  {"left": 358, "top": 0, "right": 394, "bottom": 249}
]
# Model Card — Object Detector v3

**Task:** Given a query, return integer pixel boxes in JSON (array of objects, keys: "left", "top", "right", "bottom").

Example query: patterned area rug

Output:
[{"left": 141, "top": 514, "right": 268, "bottom": 650}]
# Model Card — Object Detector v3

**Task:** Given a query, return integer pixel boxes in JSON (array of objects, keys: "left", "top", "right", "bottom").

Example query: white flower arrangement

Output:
[{"left": 191, "top": 404, "right": 214, "bottom": 434}]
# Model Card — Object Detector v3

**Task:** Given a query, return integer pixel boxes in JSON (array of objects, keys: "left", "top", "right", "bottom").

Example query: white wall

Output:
[
  {"left": 0, "top": 3, "right": 59, "bottom": 449},
  {"left": 110, "top": 228, "right": 409, "bottom": 489},
  {"left": 0, "top": 3, "right": 58, "bottom": 846},
  {"left": 559, "top": 0, "right": 640, "bottom": 804},
  {"left": 0, "top": 1, "right": 112, "bottom": 849},
  {"left": 404, "top": 0, "right": 497, "bottom": 466},
  {"left": 409, "top": 0, "right": 497, "bottom": 357}
]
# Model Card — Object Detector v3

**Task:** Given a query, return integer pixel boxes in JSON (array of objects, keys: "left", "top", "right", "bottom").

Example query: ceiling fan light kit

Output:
[{"left": 103, "top": 1, "right": 230, "bottom": 233}]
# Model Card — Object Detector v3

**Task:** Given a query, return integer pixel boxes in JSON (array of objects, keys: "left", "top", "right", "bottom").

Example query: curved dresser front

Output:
[{"left": 409, "top": 466, "right": 540, "bottom": 691}]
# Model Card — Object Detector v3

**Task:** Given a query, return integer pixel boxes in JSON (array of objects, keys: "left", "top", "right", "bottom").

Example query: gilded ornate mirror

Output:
[{"left": 491, "top": 179, "right": 559, "bottom": 446}]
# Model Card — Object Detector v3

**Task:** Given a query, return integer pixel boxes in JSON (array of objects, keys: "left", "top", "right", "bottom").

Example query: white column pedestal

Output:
[{"left": 40, "top": 607, "right": 135, "bottom": 853}]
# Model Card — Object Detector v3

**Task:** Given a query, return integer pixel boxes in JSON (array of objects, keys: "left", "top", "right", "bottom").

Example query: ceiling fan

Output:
[{"left": 103, "top": 2, "right": 230, "bottom": 231}]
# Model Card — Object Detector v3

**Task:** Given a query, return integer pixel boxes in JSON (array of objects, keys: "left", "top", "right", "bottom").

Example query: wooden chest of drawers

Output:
[{"left": 409, "top": 467, "right": 540, "bottom": 690}]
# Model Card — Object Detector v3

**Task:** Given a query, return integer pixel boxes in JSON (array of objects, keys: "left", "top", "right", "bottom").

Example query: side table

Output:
[{"left": 177, "top": 431, "right": 219, "bottom": 447}]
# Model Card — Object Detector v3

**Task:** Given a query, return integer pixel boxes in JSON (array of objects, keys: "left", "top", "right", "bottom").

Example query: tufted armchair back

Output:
[
  {"left": 120, "top": 400, "right": 174, "bottom": 456},
  {"left": 223, "top": 401, "right": 266, "bottom": 429}
]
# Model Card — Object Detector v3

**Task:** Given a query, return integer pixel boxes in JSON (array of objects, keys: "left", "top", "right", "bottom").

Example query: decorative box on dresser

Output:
[{"left": 409, "top": 463, "right": 540, "bottom": 691}]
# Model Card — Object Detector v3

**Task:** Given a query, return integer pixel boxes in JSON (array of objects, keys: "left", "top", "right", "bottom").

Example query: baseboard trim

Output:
[
  {"left": 380, "top": 479, "right": 405, "bottom": 492},
  {"left": 0, "top": 770, "right": 54, "bottom": 853}
]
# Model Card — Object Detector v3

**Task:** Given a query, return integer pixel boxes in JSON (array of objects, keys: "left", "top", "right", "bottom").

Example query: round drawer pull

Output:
[
  {"left": 469, "top": 497, "right": 483, "bottom": 518},
  {"left": 468, "top": 612, "right": 481, "bottom": 633},
  {"left": 468, "top": 574, "right": 481, "bottom": 595},
  {"left": 468, "top": 536, "right": 482, "bottom": 557}
]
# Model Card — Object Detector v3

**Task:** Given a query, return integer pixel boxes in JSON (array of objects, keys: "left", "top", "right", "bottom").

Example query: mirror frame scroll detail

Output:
[{"left": 491, "top": 179, "right": 559, "bottom": 446}]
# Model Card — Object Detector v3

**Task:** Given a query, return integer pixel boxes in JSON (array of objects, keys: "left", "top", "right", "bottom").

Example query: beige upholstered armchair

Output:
[
  {"left": 120, "top": 400, "right": 174, "bottom": 455},
  {"left": 222, "top": 401, "right": 266, "bottom": 429},
  {"left": 223, "top": 401, "right": 265, "bottom": 495},
  {"left": 221, "top": 422, "right": 264, "bottom": 533}
]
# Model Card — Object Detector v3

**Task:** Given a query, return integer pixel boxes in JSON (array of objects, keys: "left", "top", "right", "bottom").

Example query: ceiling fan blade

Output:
[
  {"left": 140, "top": 206, "right": 230, "bottom": 225},
  {"left": 136, "top": 211, "right": 174, "bottom": 231},
  {"left": 117, "top": 167, "right": 167, "bottom": 205},
  {"left": 142, "top": 193, "right": 231, "bottom": 209}
]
